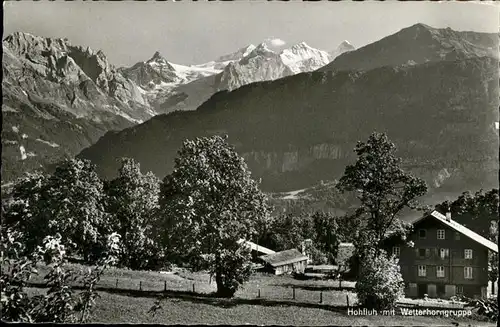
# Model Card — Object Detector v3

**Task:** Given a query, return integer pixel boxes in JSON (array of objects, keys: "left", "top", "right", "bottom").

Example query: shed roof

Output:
[
  {"left": 259, "top": 249, "right": 309, "bottom": 267},
  {"left": 412, "top": 211, "right": 498, "bottom": 253},
  {"left": 238, "top": 239, "right": 275, "bottom": 255}
]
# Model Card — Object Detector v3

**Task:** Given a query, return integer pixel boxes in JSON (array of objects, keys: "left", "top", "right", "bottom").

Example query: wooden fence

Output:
[{"left": 26, "top": 275, "right": 465, "bottom": 311}]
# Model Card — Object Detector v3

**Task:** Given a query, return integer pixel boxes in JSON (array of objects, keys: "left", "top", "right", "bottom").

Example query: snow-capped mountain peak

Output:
[
  {"left": 330, "top": 40, "right": 356, "bottom": 59},
  {"left": 251, "top": 42, "right": 277, "bottom": 56},
  {"left": 290, "top": 41, "right": 312, "bottom": 50},
  {"left": 339, "top": 40, "right": 353, "bottom": 47},
  {"left": 217, "top": 38, "right": 333, "bottom": 91},
  {"left": 123, "top": 37, "right": 334, "bottom": 112},
  {"left": 282, "top": 41, "right": 327, "bottom": 57},
  {"left": 262, "top": 37, "right": 287, "bottom": 51},
  {"left": 280, "top": 42, "right": 332, "bottom": 73},
  {"left": 146, "top": 51, "right": 171, "bottom": 67},
  {"left": 215, "top": 44, "right": 257, "bottom": 63},
  {"left": 242, "top": 44, "right": 257, "bottom": 57},
  {"left": 239, "top": 42, "right": 278, "bottom": 65}
]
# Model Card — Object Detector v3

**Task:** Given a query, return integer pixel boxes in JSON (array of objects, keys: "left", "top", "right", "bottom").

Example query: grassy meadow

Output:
[{"left": 24, "top": 263, "right": 495, "bottom": 326}]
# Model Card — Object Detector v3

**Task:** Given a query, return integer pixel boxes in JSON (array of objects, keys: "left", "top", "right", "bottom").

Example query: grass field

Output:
[{"left": 25, "top": 263, "right": 495, "bottom": 326}]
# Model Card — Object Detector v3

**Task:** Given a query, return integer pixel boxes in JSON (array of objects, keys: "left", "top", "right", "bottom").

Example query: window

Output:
[
  {"left": 392, "top": 247, "right": 400, "bottom": 257},
  {"left": 464, "top": 249, "right": 473, "bottom": 259},
  {"left": 464, "top": 267, "right": 473, "bottom": 279},
  {"left": 436, "top": 266, "right": 445, "bottom": 277},
  {"left": 418, "top": 265, "right": 427, "bottom": 277},
  {"left": 456, "top": 285, "right": 463, "bottom": 294},
  {"left": 419, "top": 229, "right": 427, "bottom": 239},
  {"left": 418, "top": 248, "right": 426, "bottom": 258},
  {"left": 437, "top": 229, "right": 445, "bottom": 240},
  {"left": 439, "top": 248, "right": 449, "bottom": 259},
  {"left": 455, "top": 232, "right": 461, "bottom": 240}
]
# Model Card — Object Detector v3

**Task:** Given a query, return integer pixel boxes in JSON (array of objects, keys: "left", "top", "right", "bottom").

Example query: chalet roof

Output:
[
  {"left": 237, "top": 239, "right": 275, "bottom": 255},
  {"left": 259, "top": 249, "right": 309, "bottom": 267},
  {"left": 412, "top": 211, "right": 498, "bottom": 253}
]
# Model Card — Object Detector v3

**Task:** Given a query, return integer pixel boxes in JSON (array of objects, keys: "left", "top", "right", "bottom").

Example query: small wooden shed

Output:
[{"left": 259, "top": 249, "right": 309, "bottom": 275}]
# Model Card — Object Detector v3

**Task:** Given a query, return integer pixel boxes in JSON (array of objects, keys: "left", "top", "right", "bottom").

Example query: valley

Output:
[
  {"left": 78, "top": 56, "right": 499, "bottom": 197},
  {"left": 2, "top": 2, "right": 499, "bottom": 324},
  {"left": 3, "top": 24, "right": 498, "bottom": 208}
]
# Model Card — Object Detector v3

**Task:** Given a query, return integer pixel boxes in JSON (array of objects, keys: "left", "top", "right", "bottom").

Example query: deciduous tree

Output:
[
  {"left": 2, "top": 172, "right": 50, "bottom": 255},
  {"left": 263, "top": 213, "right": 310, "bottom": 252},
  {"left": 3, "top": 160, "right": 110, "bottom": 263},
  {"left": 42, "top": 159, "right": 108, "bottom": 261},
  {"left": 311, "top": 212, "right": 340, "bottom": 263},
  {"left": 337, "top": 132, "right": 427, "bottom": 254},
  {"left": 159, "top": 135, "right": 270, "bottom": 297},
  {"left": 105, "top": 158, "right": 164, "bottom": 270},
  {"left": 435, "top": 189, "right": 498, "bottom": 237}
]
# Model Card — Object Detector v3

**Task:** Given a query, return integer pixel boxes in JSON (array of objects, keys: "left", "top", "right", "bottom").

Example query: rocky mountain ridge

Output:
[
  {"left": 78, "top": 57, "right": 499, "bottom": 196},
  {"left": 123, "top": 39, "right": 344, "bottom": 113},
  {"left": 1, "top": 32, "right": 346, "bottom": 182},
  {"left": 320, "top": 23, "right": 499, "bottom": 72},
  {"left": 5, "top": 23, "right": 498, "bottom": 195},
  {"left": 329, "top": 40, "right": 355, "bottom": 59},
  {"left": 217, "top": 41, "right": 333, "bottom": 92},
  {"left": 2, "top": 32, "right": 153, "bottom": 183}
]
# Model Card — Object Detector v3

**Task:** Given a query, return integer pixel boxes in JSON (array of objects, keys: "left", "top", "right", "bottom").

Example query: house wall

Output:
[
  {"left": 273, "top": 259, "right": 308, "bottom": 275},
  {"left": 386, "top": 217, "right": 490, "bottom": 299}
]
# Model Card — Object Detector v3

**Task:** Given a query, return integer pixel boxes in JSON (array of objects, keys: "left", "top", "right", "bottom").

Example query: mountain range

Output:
[
  {"left": 2, "top": 33, "right": 348, "bottom": 183},
  {"left": 78, "top": 56, "right": 499, "bottom": 194},
  {"left": 320, "top": 23, "right": 498, "bottom": 72},
  {"left": 2, "top": 23, "right": 499, "bottom": 205},
  {"left": 2, "top": 32, "right": 153, "bottom": 182},
  {"left": 121, "top": 39, "right": 344, "bottom": 114}
]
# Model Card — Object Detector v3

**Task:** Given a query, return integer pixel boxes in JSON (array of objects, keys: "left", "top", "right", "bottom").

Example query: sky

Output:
[{"left": 3, "top": 1, "right": 499, "bottom": 67}]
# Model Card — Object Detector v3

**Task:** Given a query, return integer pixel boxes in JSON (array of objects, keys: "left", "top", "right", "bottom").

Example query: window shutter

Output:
[
  {"left": 425, "top": 248, "right": 430, "bottom": 258},
  {"left": 415, "top": 248, "right": 419, "bottom": 257}
]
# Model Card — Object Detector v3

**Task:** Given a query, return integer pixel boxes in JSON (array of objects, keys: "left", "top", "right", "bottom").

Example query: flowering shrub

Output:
[
  {"left": 1, "top": 227, "right": 120, "bottom": 323},
  {"left": 1, "top": 227, "right": 41, "bottom": 322},
  {"left": 355, "top": 249, "right": 405, "bottom": 310}
]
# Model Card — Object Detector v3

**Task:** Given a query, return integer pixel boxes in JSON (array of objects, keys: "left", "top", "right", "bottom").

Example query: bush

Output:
[
  {"left": 1, "top": 226, "right": 120, "bottom": 323},
  {"left": 340, "top": 252, "right": 360, "bottom": 281},
  {"left": 467, "top": 298, "right": 498, "bottom": 322},
  {"left": 213, "top": 248, "right": 254, "bottom": 298},
  {"left": 355, "top": 249, "right": 404, "bottom": 311}
]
